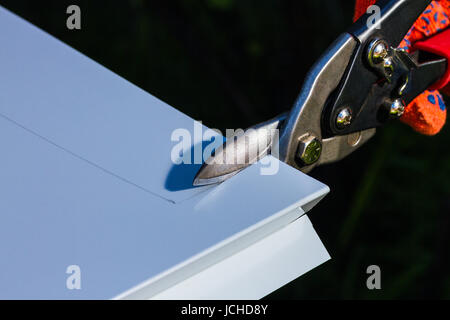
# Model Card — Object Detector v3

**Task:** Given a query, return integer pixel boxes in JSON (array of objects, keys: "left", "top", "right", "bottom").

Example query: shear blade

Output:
[{"left": 193, "top": 115, "right": 285, "bottom": 186}]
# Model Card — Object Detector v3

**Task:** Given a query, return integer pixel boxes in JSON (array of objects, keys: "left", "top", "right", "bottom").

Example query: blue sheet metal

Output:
[
  {"left": 0, "top": 5, "right": 216, "bottom": 204},
  {"left": 0, "top": 6, "right": 329, "bottom": 299}
]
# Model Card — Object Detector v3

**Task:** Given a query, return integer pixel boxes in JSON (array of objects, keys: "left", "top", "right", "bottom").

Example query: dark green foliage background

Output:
[{"left": 3, "top": 0, "right": 450, "bottom": 299}]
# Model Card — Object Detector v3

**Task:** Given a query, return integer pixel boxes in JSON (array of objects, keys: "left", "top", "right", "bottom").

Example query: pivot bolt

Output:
[
  {"left": 367, "top": 39, "right": 396, "bottom": 80},
  {"left": 336, "top": 108, "right": 353, "bottom": 129},
  {"left": 367, "top": 39, "right": 389, "bottom": 66},
  {"left": 297, "top": 135, "right": 322, "bottom": 166},
  {"left": 389, "top": 99, "right": 405, "bottom": 117}
]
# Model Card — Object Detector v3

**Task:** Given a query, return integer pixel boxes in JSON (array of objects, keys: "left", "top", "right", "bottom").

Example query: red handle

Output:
[{"left": 413, "top": 28, "right": 450, "bottom": 91}]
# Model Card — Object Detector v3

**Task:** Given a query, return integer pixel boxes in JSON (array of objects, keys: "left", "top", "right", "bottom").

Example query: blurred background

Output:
[{"left": 2, "top": 0, "right": 450, "bottom": 299}]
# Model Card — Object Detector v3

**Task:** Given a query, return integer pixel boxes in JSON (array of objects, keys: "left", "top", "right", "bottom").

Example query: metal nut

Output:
[
  {"left": 368, "top": 39, "right": 389, "bottom": 66},
  {"left": 389, "top": 99, "right": 405, "bottom": 117},
  {"left": 383, "top": 57, "right": 394, "bottom": 78},
  {"left": 336, "top": 108, "right": 352, "bottom": 129},
  {"left": 297, "top": 135, "right": 322, "bottom": 166}
]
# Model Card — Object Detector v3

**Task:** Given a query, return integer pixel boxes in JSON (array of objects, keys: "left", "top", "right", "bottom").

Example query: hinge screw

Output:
[
  {"left": 336, "top": 107, "right": 353, "bottom": 129},
  {"left": 389, "top": 99, "right": 405, "bottom": 117},
  {"left": 368, "top": 39, "right": 389, "bottom": 66}
]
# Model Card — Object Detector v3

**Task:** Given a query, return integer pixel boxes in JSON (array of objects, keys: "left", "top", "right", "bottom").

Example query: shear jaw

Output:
[{"left": 277, "top": 33, "right": 375, "bottom": 173}]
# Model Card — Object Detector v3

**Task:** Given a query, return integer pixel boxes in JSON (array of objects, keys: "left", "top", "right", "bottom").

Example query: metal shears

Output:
[{"left": 193, "top": 0, "right": 448, "bottom": 186}]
